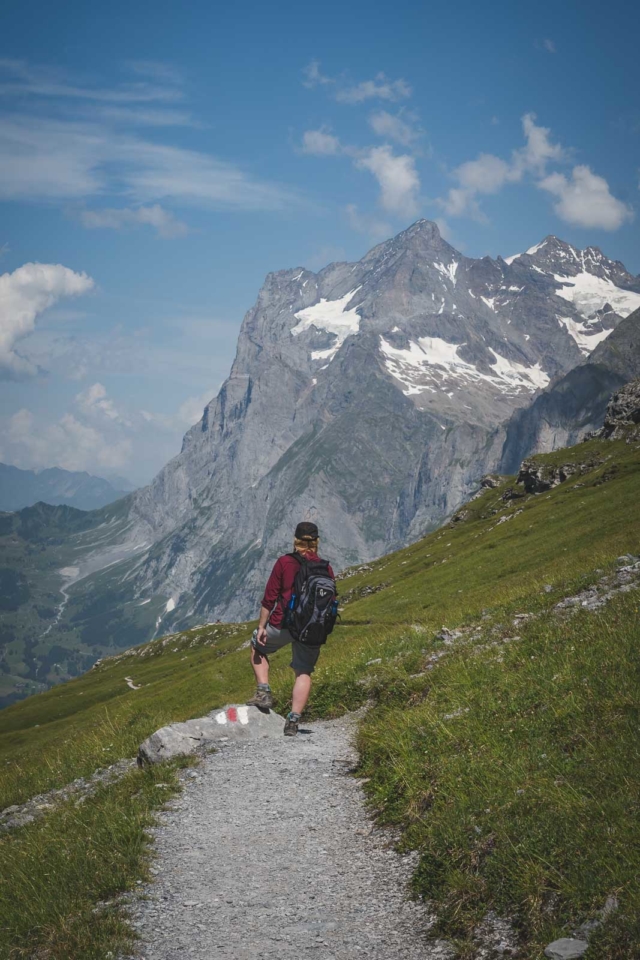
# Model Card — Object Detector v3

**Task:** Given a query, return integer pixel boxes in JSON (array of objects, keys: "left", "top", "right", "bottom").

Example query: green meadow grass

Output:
[{"left": 0, "top": 436, "right": 639, "bottom": 958}]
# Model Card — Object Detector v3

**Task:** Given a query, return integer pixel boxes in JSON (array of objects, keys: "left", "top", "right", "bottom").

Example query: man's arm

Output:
[
  {"left": 256, "top": 559, "right": 283, "bottom": 644},
  {"left": 255, "top": 605, "right": 271, "bottom": 645}
]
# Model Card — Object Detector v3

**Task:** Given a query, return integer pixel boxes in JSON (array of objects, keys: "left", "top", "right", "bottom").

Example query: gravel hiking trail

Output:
[{"left": 126, "top": 714, "right": 447, "bottom": 960}]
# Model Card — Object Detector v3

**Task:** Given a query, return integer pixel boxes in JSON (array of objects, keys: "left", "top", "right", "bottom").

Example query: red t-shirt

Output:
[{"left": 261, "top": 552, "right": 335, "bottom": 629}]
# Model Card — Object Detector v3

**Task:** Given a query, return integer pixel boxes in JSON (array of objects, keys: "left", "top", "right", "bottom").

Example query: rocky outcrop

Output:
[
  {"left": 516, "top": 459, "right": 579, "bottom": 494},
  {"left": 588, "top": 377, "right": 640, "bottom": 440},
  {"left": 137, "top": 705, "right": 285, "bottom": 765}
]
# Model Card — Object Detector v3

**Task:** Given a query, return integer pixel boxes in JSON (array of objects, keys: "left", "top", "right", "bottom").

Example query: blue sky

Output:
[{"left": 0, "top": 0, "right": 638, "bottom": 485}]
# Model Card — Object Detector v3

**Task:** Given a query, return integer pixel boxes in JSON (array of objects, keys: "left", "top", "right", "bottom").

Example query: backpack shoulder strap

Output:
[{"left": 287, "top": 552, "right": 305, "bottom": 565}]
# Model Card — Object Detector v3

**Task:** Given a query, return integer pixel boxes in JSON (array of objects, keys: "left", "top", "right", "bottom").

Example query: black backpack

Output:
[{"left": 283, "top": 553, "right": 338, "bottom": 646}]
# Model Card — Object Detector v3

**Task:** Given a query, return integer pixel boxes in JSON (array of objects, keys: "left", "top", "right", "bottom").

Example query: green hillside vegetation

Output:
[
  {"left": 0, "top": 499, "right": 162, "bottom": 710},
  {"left": 1, "top": 436, "right": 639, "bottom": 959}
]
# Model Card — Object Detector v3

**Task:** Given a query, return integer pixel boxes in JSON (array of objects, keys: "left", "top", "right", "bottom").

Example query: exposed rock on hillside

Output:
[{"left": 589, "top": 378, "right": 640, "bottom": 440}]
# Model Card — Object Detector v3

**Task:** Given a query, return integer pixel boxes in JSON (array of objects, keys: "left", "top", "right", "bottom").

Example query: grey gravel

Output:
[{"left": 125, "top": 713, "right": 451, "bottom": 959}]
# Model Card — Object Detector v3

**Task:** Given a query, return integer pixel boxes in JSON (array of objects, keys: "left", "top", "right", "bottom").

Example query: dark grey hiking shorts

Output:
[{"left": 251, "top": 623, "right": 322, "bottom": 675}]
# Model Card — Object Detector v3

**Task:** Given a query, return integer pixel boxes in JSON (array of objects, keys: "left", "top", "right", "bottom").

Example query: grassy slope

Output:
[{"left": 1, "top": 437, "right": 639, "bottom": 958}]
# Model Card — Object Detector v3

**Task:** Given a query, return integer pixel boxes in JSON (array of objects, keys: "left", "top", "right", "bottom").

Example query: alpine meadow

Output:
[{"left": 1, "top": 3, "right": 640, "bottom": 958}]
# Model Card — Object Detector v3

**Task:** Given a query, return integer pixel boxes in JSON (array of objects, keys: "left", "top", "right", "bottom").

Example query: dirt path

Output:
[{"left": 127, "top": 714, "right": 449, "bottom": 959}]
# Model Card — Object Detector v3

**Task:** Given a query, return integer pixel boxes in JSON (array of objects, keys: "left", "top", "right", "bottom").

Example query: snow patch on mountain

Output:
[
  {"left": 434, "top": 261, "right": 459, "bottom": 286},
  {"left": 553, "top": 272, "right": 640, "bottom": 321},
  {"left": 291, "top": 287, "right": 362, "bottom": 362},
  {"left": 557, "top": 316, "right": 613, "bottom": 355},
  {"left": 379, "top": 336, "right": 549, "bottom": 399}
]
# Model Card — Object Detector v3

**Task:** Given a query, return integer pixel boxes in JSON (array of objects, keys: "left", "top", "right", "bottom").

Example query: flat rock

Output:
[
  {"left": 544, "top": 937, "right": 589, "bottom": 959},
  {"left": 137, "top": 705, "right": 285, "bottom": 765}
]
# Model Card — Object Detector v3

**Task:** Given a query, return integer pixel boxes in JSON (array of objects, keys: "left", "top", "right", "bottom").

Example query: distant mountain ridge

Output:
[
  {"left": 0, "top": 463, "right": 132, "bottom": 512},
  {"left": 2, "top": 220, "right": 640, "bottom": 696}
]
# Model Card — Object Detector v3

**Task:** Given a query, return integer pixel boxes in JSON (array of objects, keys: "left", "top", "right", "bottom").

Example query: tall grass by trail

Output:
[{"left": 0, "top": 436, "right": 639, "bottom": 958}]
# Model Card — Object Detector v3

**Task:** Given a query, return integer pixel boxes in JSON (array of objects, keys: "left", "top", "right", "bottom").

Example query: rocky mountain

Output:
[
  {"left": 0, "top": 463, "right": 132, "bottom": 513},
  {"left": 4, "top": 220, "right": 640, "bottom": 667},
  {"left": 500, "top": 306, "right": 640, "bottom": 472}
]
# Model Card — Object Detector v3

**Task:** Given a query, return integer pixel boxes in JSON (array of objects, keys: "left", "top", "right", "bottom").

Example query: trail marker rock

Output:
[
  {"left": 137, "top": 705, "right": 285, "bottom": 765},
  {"left": 544, "top": 938, "right": 589, "bottom": 959}
]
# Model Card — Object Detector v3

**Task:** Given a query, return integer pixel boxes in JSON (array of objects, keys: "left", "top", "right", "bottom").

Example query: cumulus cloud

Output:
[
  {"left": 78, "top": 204, "right": 188, "bottom": 238},
  {"left": 368, "top": 110, "right": 421, "bottom": 146},
  {"left": 512, "top": 113, "right": 565, "bottom": 176},
  {"left": 440, "top": 113, "right": 566, "bottom": 220},
  {"left": 7, "top": 408, "right": 132, "bottom": 473},
  {"left": 301, "top": 128, "right": 341, "bottom": 156},
  {"left": 356, "top": 146, "right": 420, "bottom": 218},
  {"left": 539, "top": 165, "right": 634, "bottom": 230},
  {"left": 0, "top": 262, "right": 94, "bottom": 378}
]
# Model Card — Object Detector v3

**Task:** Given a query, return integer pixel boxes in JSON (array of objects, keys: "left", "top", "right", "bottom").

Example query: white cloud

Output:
[
  {"left": 336, "top": 73, "right": 412, "bottom": 105},
  {"left": 0, "top": 58, "right": 183, "bottom": 104},
  {"left": 301, "top": 128, "right": 341, "bottom": 156},
  {"left": 302, "top": 61, "right": 411, "bottom": 104},
  {"left": 440, "top": 113, "right": 565, "bottom": 220},
  {"left": 513, "top": 112, "right": 565, "bottom": 177},
  {"left": 368, "top": 110, "right": 421, "bottom": 146},
  {"left": 0, "top": 262, "right": 94, "bottom": 378},
  {"left": 543, "top": 39, "right": 556, "bottom": 53},
  {"left": 355, "top": 146, "right": 420, "bottom": 218},
  {"left": 7, "top": 408, "right": 132, "bottom": 473},
  {"left": 75, "top": 382, "right": 128, "bottom": 424},
  {"left": 78, "top": 204, "right": 188, "bottom": 238},
  {"left": 0, "top": 115, "right": 300, "bottom": 211},
  {"left": 539, "top": 165, "right": 634, "bottom": 230},
  {"left": 302, "top": 60, "right": 334, "bottom": 88}
]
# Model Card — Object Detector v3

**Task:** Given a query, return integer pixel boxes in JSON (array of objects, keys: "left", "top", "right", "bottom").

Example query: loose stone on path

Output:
[{"left": 125, "top": 714, "right": 450, "bottom": 959}]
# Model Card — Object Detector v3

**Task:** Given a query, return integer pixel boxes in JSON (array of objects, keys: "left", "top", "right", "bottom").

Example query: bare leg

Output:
[
  {"left": 291, "top": 671, "right": 312, "bottom": 715},
  {"left": 251, "top": 646, "right": 270, "bottom": 685}
]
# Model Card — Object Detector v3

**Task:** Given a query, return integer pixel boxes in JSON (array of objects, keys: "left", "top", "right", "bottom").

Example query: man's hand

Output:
[{"left": 255, "top": 625, "right": 268, "bottom": 646}]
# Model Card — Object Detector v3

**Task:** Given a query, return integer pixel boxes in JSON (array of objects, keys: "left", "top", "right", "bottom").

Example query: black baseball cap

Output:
[{"left": 295, "top": 521, "right": 319, "bottom": 540}]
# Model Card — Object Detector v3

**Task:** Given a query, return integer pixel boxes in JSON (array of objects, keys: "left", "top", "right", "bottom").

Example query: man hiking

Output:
[{"left": 247, "top": 521, "right": 337, "bottom": 736}]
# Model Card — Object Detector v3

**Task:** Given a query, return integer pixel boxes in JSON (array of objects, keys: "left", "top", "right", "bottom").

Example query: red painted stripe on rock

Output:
[{"left": 226, "top": 707, "right": 238, "bottom": 723}]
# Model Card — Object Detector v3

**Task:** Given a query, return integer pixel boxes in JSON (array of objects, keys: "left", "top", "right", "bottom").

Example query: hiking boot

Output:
[
  {"left": 246, "top": 687, "right": 273, "bottom": 710},
  {"left": 283, "top": 716, "right": 299, "bottom": 737}
]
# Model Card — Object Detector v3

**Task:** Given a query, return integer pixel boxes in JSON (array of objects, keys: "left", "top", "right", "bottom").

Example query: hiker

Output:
[{"left": 247, "top": 521, "right": 338, "bottom": 736}]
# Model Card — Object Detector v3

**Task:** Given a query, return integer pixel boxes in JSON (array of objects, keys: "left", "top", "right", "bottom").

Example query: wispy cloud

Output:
[
  {"left": 78, "top": 204, "right": 189, "bottom": 238},
  {"left": 302, "top": 60, "right": 411, "bottom": 104},
  {"left": 0, "top": 60, "right": 303, "bottom": 228},
  {"left": 0, "top": 58, "right": 183, "bottom": 103},
  {"left": 543, "top": 38, "right": 557, "bottom": 53},
  {"left": 0, "top": 114, "right": 301, "bottom": 212}
]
